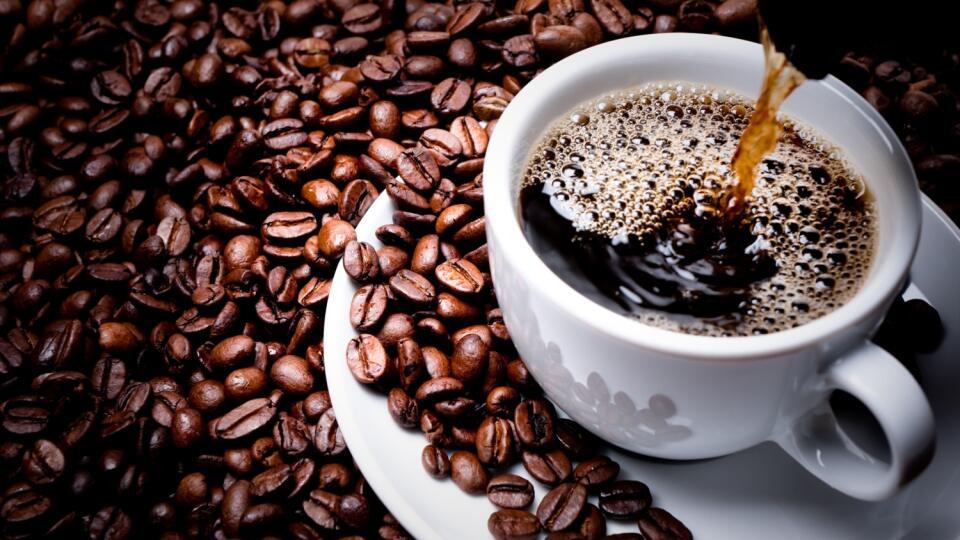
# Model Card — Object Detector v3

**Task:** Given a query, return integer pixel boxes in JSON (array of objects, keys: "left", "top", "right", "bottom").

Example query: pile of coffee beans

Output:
[
  {"left": 345, "top": 227, "right": 694, "bottom": 539},
  {"left": 0, "top": 0, "right": 952, "bottom": 537},
  {"left": 833, "top": 47, "right": 960, "bottom": 223}
]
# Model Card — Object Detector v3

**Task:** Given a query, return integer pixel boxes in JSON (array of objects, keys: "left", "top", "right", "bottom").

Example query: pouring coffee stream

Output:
[{"left": 724, "top": 26, "right": 806, "bottom": 218}]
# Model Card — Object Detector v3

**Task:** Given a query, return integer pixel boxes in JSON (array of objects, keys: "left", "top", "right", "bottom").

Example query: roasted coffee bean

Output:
[
  {"left": 21, "top": 439, "right": 66, "bottom": 485},
  {"left": 555, "top": 418, "right": 599, "bottom": 459},
  {"left": 379, "top": 245, "right": 411, "bottom": 277},
  {"left": 411, "top": 234, "right": 440, "bottom": 275},
  {"left": 436, "top": 258, "right": 485, "bottom": 295},
  {"left": 537, "top": 482, "right": 587, "bottom": 532},
  {"left": 452, "top": 333, "right": 489, "bottom": 382},
  {"left": 377, "top": 312, "right": 416, "bottom": 348},
  {"left": 209, "top": 335, "right": 255, "bottom": 370},
  {"left": 574, "top": 455, "right": 620, "bottom": 488},
  {"left": 226, "top": 367, "right": 268, "bottom": 400},
  {"left": 216, "top": 396, "right": 278, "bottom": 440},
  {"left": 368, "top": 100, "right": 401, "bottom": 138},
  {"left": 387, "top": 387, "right": 419, "bottom": 427},
  {"left": 487, "top": 474, "right": 535, "bottom": 509},
  {"left": 241, "top": 502, "right": 284, "bottom": 528},
  {"left": 590, "top": 0, "right": 632, "bottom": 35},
  {"left": 318, "top": 219, "right": 358, "bottom": 257},
  {"left": 222, "top": 480, "right": 252, "bottom": 536},
  {"left": 421, "top": 444, "right": 451, "bottom": 478},
  {"left": 314, "top": 408, "right": 346, "bottom": 456},
  {"left": 521, "top": 449, "right": 572, "bottom": 486},
  {"left": 514, "top": 399, "right": 555, "bottom": 448},
  {"left": 343, "top": 4, "right": 384, "bottom": 34},
  {"left": 431, "top": 78, "right": 472, "bottom": 115},
  {"left": 171, "top": 407, "right": 204, "bottom": 448},
  {"left": 423, "top": 346, "right": 452, "bottom": 379},
  {"left": 450, "top": 450, "right": 489, "bottom": 494},
  {"left": 271, "top": 355, "right": 314, "bottom": 394},
  {"left": 346, "top": 334, "right": 390, "bottom": 384},
  {"left": 189, "top": 380, "right": 226, "bottom": 414},
  {"left": 476, "top": 416, "right": 516, "bottom": 466},
  {"left": 91, "top": 357, "right": 127, "bottom": 400},
  {"left": 637, "top": 507, "right": 692, "bottom": 540},
  {"left": 388, "top": 177, "right": 433, "bottom": 211},
  {"left": 302, "top": 180, "right": 341, "bottom": 211},
  {"left": 274, "top": 414, "right": 312, "bottom": 457},
  {"left": 653, "top": 14, "right": 678, "bottom": 33},
  {"left": 405, "top": 55, "right": 446, "bottom": 79},
  {"left": 414, "top": 376, "right": 465, "bottom": 402},
  {"left": 598, "top": 480, "right": 652, "bottom": 519},
  {"left": 447, "top": 2, "right": 485, "bottom": 34},
  {"left": 486, "top": 386, "right": 521, "bottom": 417},
  {"left": 263, "top": 211, "right": 318, "bottom": 242},
  {"left": 389, "top": 269, "right": 437, "bottom": 305},
  {"left": 396, "top": 147, "right": 441, "bottom": 192},
  {"left": 488, "top": 509, "right": 541, "bottom": 540},
  {"left": 535, "top": 25, "right": 588, "bottom": 57},
  {"left": 350, "top": 284, "right": 390, "bottom": 331},
  {"left": 396, "top": 337, "right": 425, "bottom": 390}
]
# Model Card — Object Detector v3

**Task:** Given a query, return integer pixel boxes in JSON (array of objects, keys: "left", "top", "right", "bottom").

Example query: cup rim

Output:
[{"left": 483, "top": 33, "right": 922, "bottom": 360}]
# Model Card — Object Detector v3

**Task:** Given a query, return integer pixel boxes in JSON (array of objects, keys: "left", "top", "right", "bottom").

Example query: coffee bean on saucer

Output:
[
  {"left": 537, "top": 482, "right": 588, "bottom": 531},
  {"left": 522, "top": 449, "right": 573, "bottom": 487},
  {"left": 487, "top": 474, "right": 535, "bottom": 509},
  {"left": 450, "top": 450, "right": 489, "bottom": 494},
  {"left": 599, "top": 480, "right": 653, "bottom": 519},
  {"left": 574, "top": 455, "right": 621, "bottom": 489},
  {"left": 637, "top": 507, "right": 693, "bottom": 540},
  {"left": 422, "top": 444, "right": 452, "bottom": 478},
  {"left": 488, "top": 509, "right": 541, "bottom": 540}
]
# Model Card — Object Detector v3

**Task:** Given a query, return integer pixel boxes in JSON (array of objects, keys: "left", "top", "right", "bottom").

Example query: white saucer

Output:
[{"left": 324, "top": 194, "right": 960, "bottom": 540}]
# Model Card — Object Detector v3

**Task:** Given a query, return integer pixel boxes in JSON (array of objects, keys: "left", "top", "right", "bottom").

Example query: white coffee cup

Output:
[{"left": 483, "top": 33, "right": 935, "bottom": 501}]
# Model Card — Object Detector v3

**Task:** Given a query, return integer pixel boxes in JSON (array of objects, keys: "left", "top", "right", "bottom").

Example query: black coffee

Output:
[{"left": 520, "top": 82, "right": 877, "bottom": 336}]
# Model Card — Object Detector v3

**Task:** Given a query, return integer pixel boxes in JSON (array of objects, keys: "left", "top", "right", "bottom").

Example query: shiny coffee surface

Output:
[{"left": 520, "top": 82, "right": 877, "bottom": 336}]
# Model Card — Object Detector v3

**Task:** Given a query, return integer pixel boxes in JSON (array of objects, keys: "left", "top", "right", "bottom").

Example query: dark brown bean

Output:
[
  {"left": 215, "top": 395, "right": 278, "bottom": 440},
  {"left": 488, "top": 509, "right": 541, "bottom": 540},
  {"left": 396, "top": 147, "right": 441, "bottom": 192},
  {"left": 590, "top": 0, "right": 632, "bottom": 36},
  {"left": 346, "top": 334, "right": 391, "bottom": 384},
  {"left": 314, "top": 408, "right": 347, "bottom": 456},
  {"left": 514, "top": 399, "right": 555, "bottom": 448},
  {"left": 415, "top": 376, "right": 465, "bottom": 402},
  {"left": 387, "top": 387, "right": 419, "bottom": 427},
  {"left": 436, "top": 258, "right": 485, "bottom": 295},
  {"left": 389, "top": 269, "right": 437, "bottom": 305},
  {"left": 21, "top": 439, "right": 65, "bottom": 485},
  {"left": 350, "top": 284, "right": 390, "bottom": 331},
  {"left": 573, "top": 504, "right": 607, "bottom": 539},
  {"left": 449, "top": 450, "right": 489, "bottom": 494},
  {"left": 431, "top": 78, "right": 472, "bottom": 115},
  {"left": 574, "top": 455, "right": 620, "bottom": 488},
  {"left": 637, "top": 507, "right": 693, "bottom": 540},
  {"left": 598, "top": 480, "right": 652, "bottom": 519},
  {"left": 487, "top": 474, "right": 534, "bottom": 509},
  {"left": 452, "top": 333, "right": 489, "bottom": 382},
  {"left": 422, "top": 444, "right": 451, "bottom": 478},
  {"left": 537, "top": 482, "right": 588, "bottom": 532},
  {"left": 521, "top": 449, "right": 572, "bottom": 486},
  {"left": 476, "top": 416, "right": 516, "bottom": 466}
]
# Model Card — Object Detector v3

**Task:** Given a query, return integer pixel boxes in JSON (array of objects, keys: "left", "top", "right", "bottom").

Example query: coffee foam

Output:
[{"left": 521, "top": 82, "right": 877, "bottom": 336}]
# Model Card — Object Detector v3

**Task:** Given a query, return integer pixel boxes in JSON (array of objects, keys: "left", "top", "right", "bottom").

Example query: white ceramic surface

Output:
[
  {"left": 324, "top": 193, "right": 960, "bottom": 540},
  {"left": 483, "top": 33, "right": 933, "bottom": 499}
]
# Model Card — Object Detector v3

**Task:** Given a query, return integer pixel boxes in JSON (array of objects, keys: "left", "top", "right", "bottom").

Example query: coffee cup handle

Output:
[{"left": 774, "top": 341, "right": 935, "bottom": 500}]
